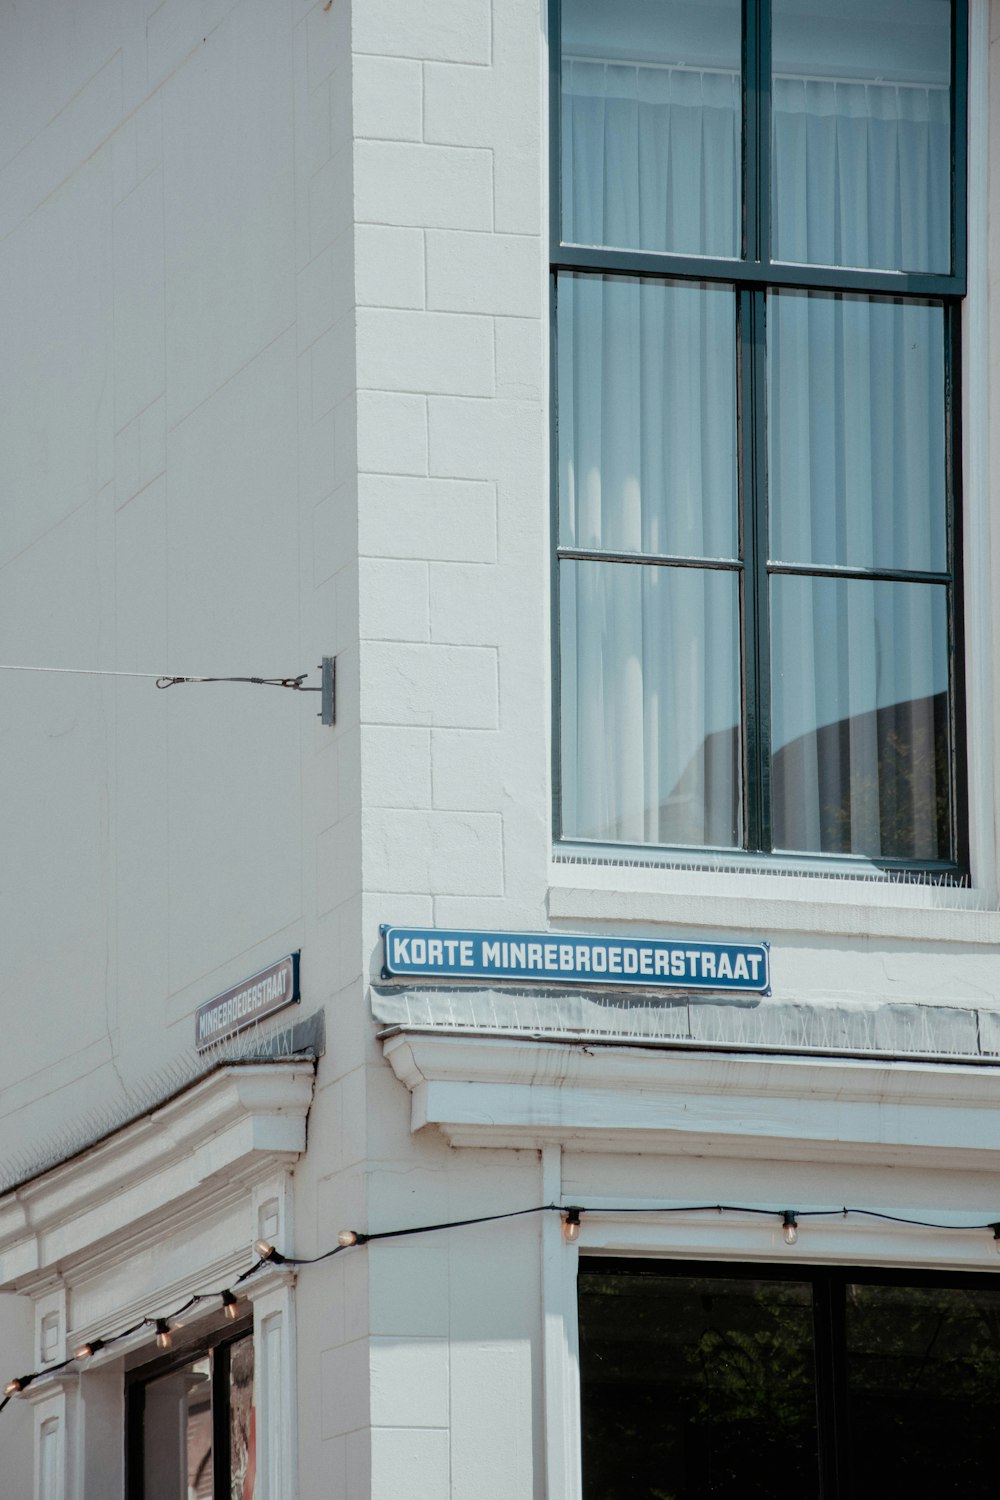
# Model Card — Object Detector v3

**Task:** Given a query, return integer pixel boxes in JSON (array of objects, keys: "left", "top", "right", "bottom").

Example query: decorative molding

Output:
[
  {"left": 0, "top": 1063, "right": 315, "bottom": 1294},
  {"left": 382, "top": 1029, "right": 1000, "bottom": 1168}
]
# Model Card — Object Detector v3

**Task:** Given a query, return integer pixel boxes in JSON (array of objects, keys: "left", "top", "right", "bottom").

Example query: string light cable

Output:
[{"left": 5, "top": 1199, "right": 1000, "bottom": 1415}]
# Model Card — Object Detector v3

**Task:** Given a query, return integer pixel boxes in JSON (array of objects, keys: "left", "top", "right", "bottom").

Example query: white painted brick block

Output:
[
  {"left": 354, "top": 140, "right": 492, "bottom": 230},
  {"left": 495, "top": 316, "right": 543, "bottom": 400},
  {"left": 317, "top": 810, "right": 362, "bottom": 915},
  {"left": 355, "top": 224, "right": 425, "bottom": 310},
  {"left": 357, "top": 391, "right": 427, "bottom": 475},
  {"left": 138, "top": 398, "right": 166, "bottom": 491},
  {"left": 307, "top": 0, "right": 350, "bottom": 88},
  {"left": 366, "top": 809, "right": 504, "bottom": 895},
  {"left": 309, "top": 145, "right": 353, "bottom": 257},
  {"left": 353, "top": 0, "right": 490, "bottom": 64},
  {"left": 428, "top": 560, "right": 500, "bottom": 644},
  {"left": 114, "top": 417, "right": 141, "bottom": 510},
  {"left": 369, "top": 1244, "right": 449, "bottom": 1336},
  {"left": 311, "top": 314, "right": 357, "bottom": 419},
  {"left": 300, "top": 409, "right": 338, "bottom": 506},
  {"left": 320, "top": 1338, "right": 370, "bottom": 1439},
  {"left": 356, "top": 309, "right": 494, "bottom": 396},
  {"left": 358, "top": 557, "right": 430, "bottom": 641},
  {"left": 425, "top": 230, "right": 541, "bottom": 317},
  {"left": 450, "top": 1341, "right": 533, "bottom": 1498},
  {"left": 363, "top": 642, "right": 498, "bottom": 727},
  {"left": 423, "top": 61, "right": 492, "bottom": 146},
  {"left": 297, "top": 242, "right": 343, "bottom": 352},
  {"left": 354, "top": 54, "right": 423, "bottom": 141},
  {"left": 358, "top": 475, "right": 497, "bottom": 562},
  {"left": 495, "top": 146, "right": 542, "bottom": 235},
  {"left": 360, "top": 726, "right": 432, "bottom": 808},
  {"left": 113, "top": 169, "right": 165, "bottom": 432},
  {"left": 428, "top": 397, "right": 542, "bottom": 481},
  {"left": 370, "top": 1429, "right": 449, "bottom": 1500},
  {"left": 431, "top": 728, "right": 502, "bottom": 811},
  {"left": 370, "top": 1338, "right": 449, "bottom": 1427}
]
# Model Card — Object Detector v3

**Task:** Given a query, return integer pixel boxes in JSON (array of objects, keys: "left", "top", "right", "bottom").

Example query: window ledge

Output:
[{"left": 549, "top": 864, "right": 1000, "bottom": 944}]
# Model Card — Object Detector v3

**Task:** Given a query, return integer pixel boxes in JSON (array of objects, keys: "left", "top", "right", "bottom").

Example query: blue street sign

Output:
[{"left": 381, "top": 926, "right": 769, "bottom": 994}]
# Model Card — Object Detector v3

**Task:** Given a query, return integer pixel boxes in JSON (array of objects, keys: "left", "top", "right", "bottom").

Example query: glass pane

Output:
[
  {"left": 768, "top": 293, "right": 946, "bottom": 572},
  {"left": 559, "top": 274, "right": 738, "bottom": 560},
  {"left": 771, "top": 576, "right": 951, "bottom": 858},
  {"left": 846, "top": 1282, "right": 1000, "bottom": 1498},
  {"left": 561, "top": 0, "right": 740, "bottom": 257},
  {"left": 772, "top": 0, "right": 952, "bottom": 272},
  {"left": 143, "top": 1356, "right": 214, "bottom": 1500},
  {"left": 230, "top": 1335, "right": 256, "bottom": 1500},
  {"left": 579, "top": 1269, "right": 819, "bottom": 1500},
  {"left": 560, "top": 560, "right": 742, "bottom": 848}
]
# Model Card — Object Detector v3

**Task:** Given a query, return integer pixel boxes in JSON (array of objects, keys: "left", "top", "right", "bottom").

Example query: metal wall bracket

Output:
[{"left": 320, "top": 656, "right": 336, "bottom": 726}]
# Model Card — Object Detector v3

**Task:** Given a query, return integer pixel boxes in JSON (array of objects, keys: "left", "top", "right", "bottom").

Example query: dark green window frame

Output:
[{"left": 550, "top": 0, "right": 969, "bottom": 875}]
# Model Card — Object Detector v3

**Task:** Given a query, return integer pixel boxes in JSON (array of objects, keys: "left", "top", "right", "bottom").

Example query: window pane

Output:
[
  {"left": 561, "top": 0, "right": 740, "bottom": 257},
  {"left": 579, "top": 1270, "right": 819, "bottom": 1500},
  {"left": 846, "top": 1282, "right": 1000, "bottom": 1498},
  {"left": 770, "top": 576, "right": 951, "bottom": 858},
  {"left": 768, "top": 293, "right": 946, "bottom": 572},
  {"left": 230, "top": 1335, "right": 256, "bottom": 1500},
  {"left": 143, "top": 1356, "right": 213, "bottom": 1500},
  {"left": 772, "top": 0, "right": 951, "bottom": 272},
  {"left": 560, "top": 560, "right": 741, "bottom": 848},
  {"left": 558, "top": 274, "right": 738, "bottom": 560}
]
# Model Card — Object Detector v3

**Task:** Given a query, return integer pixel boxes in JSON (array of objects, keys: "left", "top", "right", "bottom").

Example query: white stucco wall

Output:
[{"left": 2, "top": 0, "right": 1000, "bottom": 1497}]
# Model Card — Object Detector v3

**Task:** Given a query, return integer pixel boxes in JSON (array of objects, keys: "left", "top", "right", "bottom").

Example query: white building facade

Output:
[{"left": 2, "top": 0, "right": 1000, "bottom": 1496}]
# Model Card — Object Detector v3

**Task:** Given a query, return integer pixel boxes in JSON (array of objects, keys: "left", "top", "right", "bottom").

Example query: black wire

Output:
[
  {"left": 155, "top": 674, "right": 312, "bottom": 691},
  {"left": 6, "top": 1200, "right": 1000, "bottom": 1413}
]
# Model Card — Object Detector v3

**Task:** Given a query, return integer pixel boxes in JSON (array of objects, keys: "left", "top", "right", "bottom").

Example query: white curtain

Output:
[{"left": 559, "top": 65, "right": 951, "bottom": 857}]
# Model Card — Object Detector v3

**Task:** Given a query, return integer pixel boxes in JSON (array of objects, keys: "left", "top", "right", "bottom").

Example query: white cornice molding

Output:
[
  {"left": 0, "top": 1063, "right": 314, "bottom": 1293},
  {"left": 382, "top": 1030, "right": 1000, "bottom": 1167}
]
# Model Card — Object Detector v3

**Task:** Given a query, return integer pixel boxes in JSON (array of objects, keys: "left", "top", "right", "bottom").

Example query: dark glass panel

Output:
[
  {"left": 559, "top": 274, "right": 738, "bottom": 560},
  {"left": 846, "top": 1282, "right": 1000, "bottom": 1499},
  {"left": 770, "top": 576, "right": 951, "bottom": 858},
  {"left": 768, "top": 293, "right": 946, "bottom": 573},
  {"left": 772, "top": 0, "right": 951, "bottom": 272},
  {"left": 560, "top": 560, "right": 742, "bottom": 848},
  {"left": 561, "top": 0, "right": 740, "bottom": 257},
  {"left": 579, "top": 1270, "right": 819, "bottom": 1500}
]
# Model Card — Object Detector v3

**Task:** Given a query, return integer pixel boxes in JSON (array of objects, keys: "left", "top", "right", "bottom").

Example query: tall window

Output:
[
  {"left": 553, "top": 0, "right": 966, "bottom": 871},
  {"left": 126, "top": 1327, "right": 255, "bottom": 1500},
  {"left": 579, "top": 1260, "right": 1000, "bottom": 1499}
]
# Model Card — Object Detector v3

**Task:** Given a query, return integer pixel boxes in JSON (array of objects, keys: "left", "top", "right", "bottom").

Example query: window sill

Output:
[{"left": 548, "top": 857, "right": 1000, "bottom": 945}]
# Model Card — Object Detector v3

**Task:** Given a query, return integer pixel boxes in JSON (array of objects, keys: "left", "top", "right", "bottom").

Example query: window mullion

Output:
[
  {"left": 812, "top": 1276, "right": 849, "bottom": 1500},
  {"left": 745, "top": 0, "right": 769, "bottom": 264},
  {"left": 740, "top": 286, "right": 771, "bottom": 851}
]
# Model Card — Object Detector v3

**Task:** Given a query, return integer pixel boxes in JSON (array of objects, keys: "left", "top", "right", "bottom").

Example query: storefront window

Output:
[
  {"left": 578, "top": 1261, "right": 1000, "bottom": 1499},
  {"left": 128, "top": 1329, "right": 255, "bottom": 1500}
]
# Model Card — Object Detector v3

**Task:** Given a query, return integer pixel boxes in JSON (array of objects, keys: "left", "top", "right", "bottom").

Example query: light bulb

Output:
[
  {"left": 254, "top": 1238, "right": 275, "bottom": 1260},
  {"left": 155, "top": 1319, "right": 172, "bottom": 1350},
  {"left": 782, "top": 1212, "right": 798, "bottom": 1246},
  {"left": 562, "top": 1208, "right": 582, "bottom": 1243},
  {"left": 74, "top": 1339, "right": 104, "bottom": 1361},
  {"left": 3, "top": 1375, "right": 30, "bottom": 1397},
  {"left": 337, "top": 1230, "right": 359, "bottom": 1248},
  {"left": 221, "top": 1291, "right": 239, "bottom": 1322}
]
